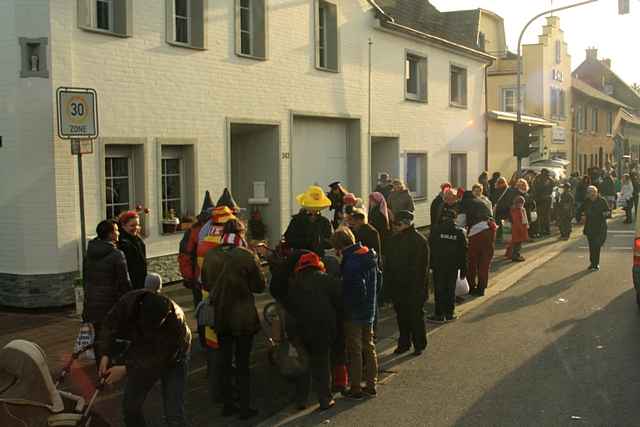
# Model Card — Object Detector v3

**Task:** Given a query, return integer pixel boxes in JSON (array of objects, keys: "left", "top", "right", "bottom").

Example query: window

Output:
[
  {"left": 592, "top": 108, "right": 599, "bottom": 132},
  {"left": 450, "top": 153, "right": 468, "bottom": 189},
  {"left": 555, "top": 40, "right": 561, "bottom": 64},
  {"left": 161, "top": 158, "right": 182, "bottom": 219},
  {"left": 236, "top": 0, "right": 266, "bottom": 58},
  {"left": 316, "top": 0, "right": 338, "bottom": 71},
  {"left": 559, "top": 89, "right": 566, "bottom": 117},
  {"left": 165, "top": 0, "right": 206, "bottom": 49},
  {"left": 406, "top": 153, "right": 427, "bottom": 199},
  {"left": 581, "top": 106, "right": 588, "bottom": 131},
  {"left": 405, "top": 54, "right": 427, "bottom": 102},
  {"left": 607, "top": 111, "right": 614, "bottom": 135},
  {"left": 550, "top": 87, "right": 565, "bottom": 118},
  {"left": 105, "top": 156, "right": 132, "bottom": 220},
  {"left": 478, "top": 32, "right": 486, "bottom": 50},
  {"left": 78, "top": 0, "right": 132, "bottom": 37},
  {"left": 19, "top": 37, "right": 48, "bottom": 78},
  {"left": 450, "top": 65, "right": 467, "bottom": 107},
  {"left": 157, "top": 142, "right": 196, "bottom": 229},
  {"left": 502, "top": 88, "right": 516, "bottom": 112}
]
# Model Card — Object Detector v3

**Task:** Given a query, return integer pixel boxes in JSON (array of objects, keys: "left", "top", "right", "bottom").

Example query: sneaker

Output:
[
  {"left": 426, "top": 315, "right": 446, "bottom": 324},
  {"left": 343, "top": 390, "right": 365, "bottom": 400}
]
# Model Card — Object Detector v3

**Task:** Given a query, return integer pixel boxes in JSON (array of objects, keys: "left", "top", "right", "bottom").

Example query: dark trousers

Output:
[
  {"left": 206, "top": 348, "right": 222, "bottom": 404},
  {"left": 122, "top": 353, "right": 190, "bottom": 427},
  {"left": 626, "top": 199, "right": 634, "bottom": 223},
  {"left": 191, "top": 287, "right": 203, "bottom": 308},
  {"left": 588, "top": 236, "right": 603, "bottom": 268},
  {"left": 634, "top": 195, "right": 639, "bottom": 220},
  {"left": 537, "top": 198, "right": 552, "bottom": 234},
  {"left": 219, "top": 335, "right": 253, "bottom": 412},
  {"left": 432, "top": 268, "right": 458, "bottom": 318},
  {"left": 558, "top": 214, "right": 572, "bottom": 237},
  {"left": 467, "top": 229, "right": 495, "bottom": 291},
  {"left": 296, "top": 343, "right": 332, "bottom": 407},
  {"left": 393, "top": 298, "right": 427, "bottom": 351}
]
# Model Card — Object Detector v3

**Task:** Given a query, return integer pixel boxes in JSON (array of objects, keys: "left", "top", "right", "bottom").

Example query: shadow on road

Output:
[
  {"left": 454, "top": 289, "right": 640, "bottom": 426},
  {"left": 466, "top": 269, "right": 592, "bottom": 323}
]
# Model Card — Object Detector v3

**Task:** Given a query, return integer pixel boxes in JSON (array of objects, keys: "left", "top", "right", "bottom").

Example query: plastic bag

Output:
[
  {"left": 275, "top": 341, "right": 307, "bottom": 378},
  {"left": 455, "top": 271, "right": 470, "bottom": 297},
  {"left": 74, "top": 323, "right": 96, "bottom": 361},
  {"left": 530, "top": 211, "right": 538, "bottom": 223}
]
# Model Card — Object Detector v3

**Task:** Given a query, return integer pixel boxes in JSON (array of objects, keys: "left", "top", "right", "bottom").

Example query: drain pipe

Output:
[
  {"left": 484, "top": 63, "right": 489, "bottom": 172},
  {"left": 368, "top": 37, "right": 373, "bottom": 193}
]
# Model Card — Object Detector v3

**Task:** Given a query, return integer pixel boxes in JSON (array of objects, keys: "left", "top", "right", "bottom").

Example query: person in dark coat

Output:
[
  {"left": 117, "top": 211, "right": 147, "bottom": 290},
  {"left": 557, "top": 183, "right": 575, "bottom": 240},
  {"left": 83, "top": 220, "right": 132, "bottom": 362},
  {"left": 287, "top": 252, "right": 343, "bottom": 410},
  {"left": 387, "top": 180, "right": 415, "bottom": 219},
  {"left": 201, "top": 220, "right": 266, "bottom": 419},
  {"left": 430, "top": 182, "right": 452, "bottom": 226},
  {"left": 492, "top": 177, "right": 509, "bottom": 243},
  {"left": 532, "top": 169, "right": 556, "bottom": 236},
  {"left": 285, "top": 186, "right": 334, "bottom": 258},
  {"left": 488, "top": 172, "right": 501, "bottom": 199},
  {"left": 98, "top": 290, "right": 191, "bottom": 427},
  {"left": 348, "top": 209, "right": 381, "bottom": 261},
  {"left": 478, "top": 171, "right": 490, "bottom": 198},
  {"left": 327, "top": 182, "right": 347, "bottom": 229},
  {"left": 375, "top": 173, "right": 394, "bottom": 200},
  {"left": 427, "top": 208, "right": 468, "bottom": 323},
  {"left": 386, "top": 211, "right": 429, "bottom": 356},
  {"left": 581, "top": 186, "right": 609, "bottom": 271},
  {"left": 368, "top": 192, "right": 391, "bottom": 253},
  {"left": 600, "top": 173, "right": 616, "bottom": 218}
]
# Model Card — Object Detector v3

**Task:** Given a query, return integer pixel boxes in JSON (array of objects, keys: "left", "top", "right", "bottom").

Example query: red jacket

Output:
[
  {"left": 178, "top": 223, "right": 203, "bottom": 287},
  {"left": 509, "top": 207, "right": 529, "bottom": 243}
]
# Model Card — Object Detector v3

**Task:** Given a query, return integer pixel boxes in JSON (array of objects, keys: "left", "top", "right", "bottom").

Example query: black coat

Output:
[
  {"left": 287, "top": 269, "right": 343, "bottom": 347},
  {"left": 532, "top": 175, "right": 555, "bottom": 200},
  {"left": 600, "top": 176, "right": 616, "bottom": 196},
  {"left": 354, "top": 224, "right": 381, "bottom": 263},
  {"left": 385, "top": 226, "right": 430, "bottom": 304},
  {"left": 98, "top": 290, "right": 191, "bottom": 382},
  {"left": 117, "top": 230, "right": 147, "bottom": 290},
  {"left": 430, "top": 194, "right": 445, "bottom": 226},
  {"left": 83, "top": 239, "right": 132, "bottom": 323},
  {"left": 284, "top": 212, "right": 333, "bottom": 258},
  {"left": 428, "top": 221, "right": 468, "bottom": 274},
  {"left": 583, "top": 196, "right": 608, "bottom": 245},
  {"left": 368, "top": 208, "right": 389, "bottom": 254}
]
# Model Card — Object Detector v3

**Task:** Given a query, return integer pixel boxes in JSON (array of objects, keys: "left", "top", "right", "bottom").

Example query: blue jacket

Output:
[{"left": 340, "top": 243, "right": 378, "bottom": 325}]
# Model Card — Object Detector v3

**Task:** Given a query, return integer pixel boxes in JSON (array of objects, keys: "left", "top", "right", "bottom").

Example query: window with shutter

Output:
[
  {"left": 166, "top": 0, "right": 207, "bottom": 49},
  {"left": 405, "top": 53, "right": 427, "bottom": 102},
  {"left": 236, "top": 0, "right": 267, "bottom": 59},
  {"left": 450, "top": 65, "right": 467, "bottom": 107},
  {"left": 78, "top": 0, "right": 132, "bottom": 37},
  {"left": 315, "top": 1, "right": 338, "bottom": 71}
]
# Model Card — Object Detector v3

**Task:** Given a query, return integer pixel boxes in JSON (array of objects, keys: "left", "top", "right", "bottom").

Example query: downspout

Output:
[{"left": 484, "top": 63, "right": 489, "bottom": 172}]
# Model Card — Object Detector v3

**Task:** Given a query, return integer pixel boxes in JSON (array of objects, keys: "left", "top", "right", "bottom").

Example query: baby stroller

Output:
[{"left": 0, "top": 339, "right": 108, "bottom": 427}]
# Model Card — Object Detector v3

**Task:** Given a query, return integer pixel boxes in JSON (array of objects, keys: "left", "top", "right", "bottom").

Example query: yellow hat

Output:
[{"left": 296, "top": 185, "right": 332, "bottom": 210}]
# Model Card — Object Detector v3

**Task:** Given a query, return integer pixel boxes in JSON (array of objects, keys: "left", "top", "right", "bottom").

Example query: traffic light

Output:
[
  {"left": 513, "top": 123, "right": 538, "bottom": 158},
  {"left": 619, "top": 0, "right": 630, "bottom": 14}
]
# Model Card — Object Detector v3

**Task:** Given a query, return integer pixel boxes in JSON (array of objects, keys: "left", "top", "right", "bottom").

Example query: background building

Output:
[{"left": 0, "top": 0, "right": 491, "bottom": 307}]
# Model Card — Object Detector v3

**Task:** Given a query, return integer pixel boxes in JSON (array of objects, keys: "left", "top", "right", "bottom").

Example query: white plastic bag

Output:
[
  {"left": 74, "top": 323, "right": 96, "bottom": 361},
  {"left": 530, "top": 211, "right": 538, "bottom": 223},
  {"left": 455, "top": 271, "right": 470, "bottom": 297}
]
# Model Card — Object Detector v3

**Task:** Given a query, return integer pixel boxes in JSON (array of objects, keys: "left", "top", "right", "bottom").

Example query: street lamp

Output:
[{"left": 515, "top": 0, "right": 599, "bottom": 172}]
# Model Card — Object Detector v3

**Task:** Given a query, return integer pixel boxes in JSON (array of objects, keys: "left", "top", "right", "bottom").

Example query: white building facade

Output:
[{"left": 0, "top": 0, "right": 492, "bottom": 307}]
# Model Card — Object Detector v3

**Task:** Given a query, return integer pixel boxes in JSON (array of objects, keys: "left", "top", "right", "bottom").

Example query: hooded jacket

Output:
[
  {"left": 83, "top": 238, "right": 132, "bottom": 323},
  {"left": 340, "top": 244, "right": 378, "bottom": 325},
  {"left": 117, "top": 229, "right": 147, "bottom": 290},
  {"left": 98, "top": 289, "right": 191, "bottom": 381}
]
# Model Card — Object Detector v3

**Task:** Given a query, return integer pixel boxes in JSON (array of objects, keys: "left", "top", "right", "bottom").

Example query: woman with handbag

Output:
[{"left": 201, "top": 220, "right": 266, "bottom": 420}]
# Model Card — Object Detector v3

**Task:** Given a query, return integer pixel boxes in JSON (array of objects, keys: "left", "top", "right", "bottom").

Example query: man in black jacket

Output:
[
  {"left": 532, "top": 169, "right": 556, "bottom": 236},
  {"left": 83, "top": 220, "right": 132, "bottom": 361},
  {"left": 98, "top": 290, "right": 192, "bottom": 427},
  {"left": 427, "top": 208, "right": 468, "bottom": 323},
  {"left": 430, "top": 182, "right": 452, "bottom": 226},
  {"left": 386, "top": 211, "right": 430, "bottom": 356}
]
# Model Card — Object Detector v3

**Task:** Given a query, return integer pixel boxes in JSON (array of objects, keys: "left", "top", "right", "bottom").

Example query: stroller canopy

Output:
[{"left": 0, "top": 339, "right": 64, "bottom": 412}]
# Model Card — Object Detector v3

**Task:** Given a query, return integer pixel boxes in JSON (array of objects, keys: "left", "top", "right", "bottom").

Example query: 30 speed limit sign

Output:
[{"left": 56, "top": 87, "right": 98, "bottom": 139}]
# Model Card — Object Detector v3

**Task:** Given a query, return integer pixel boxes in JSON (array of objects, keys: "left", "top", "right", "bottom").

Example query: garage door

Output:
[{"left": 291, "top": 117, "right": 348, "bottom": 214}]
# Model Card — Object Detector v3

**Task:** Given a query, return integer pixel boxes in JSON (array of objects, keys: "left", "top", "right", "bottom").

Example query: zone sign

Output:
[{"left": 56, "top": 88, "right": 98, "bottom": 139}]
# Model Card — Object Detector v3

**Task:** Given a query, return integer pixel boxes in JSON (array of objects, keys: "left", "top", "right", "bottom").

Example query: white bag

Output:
[
  {"left": 74, "top": 323, "right": 96, "bottom": 361},
  {"left": 455, "top": 271, "right": 470, "bottom": 297},
  {"left": 530, "top": 211, "right": 538, "bottom": 223}
]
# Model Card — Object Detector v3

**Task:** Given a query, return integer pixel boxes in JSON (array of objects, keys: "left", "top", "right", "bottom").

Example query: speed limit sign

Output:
[{"left": 56, "top": 87, "right": 98, "bottom": 139}]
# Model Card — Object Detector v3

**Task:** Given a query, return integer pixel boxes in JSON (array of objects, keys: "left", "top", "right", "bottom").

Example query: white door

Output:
[{"left": 292, "top": 117, "right": 348, "bottom": 214}]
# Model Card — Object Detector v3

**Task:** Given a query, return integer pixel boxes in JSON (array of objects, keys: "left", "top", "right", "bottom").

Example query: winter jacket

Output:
[
  {"left": 340, "top": 244, "right": 378, "bottom": 325},
  {"left": 98, "top": 289, "right": 191, "bottom": 382},
  {"left": 509, "top": 207, "right": 529, "bottom": 244},
  {"left": 428, "top": 221, "right": 467, "bottom": 275},
  {"left": 287, "top": 269, "right": 343, "bottom": 347},
  {"left": 621, "top": 182, "right": 635, "bottom": 202},
  {"left": 459, "top": 193, "right": 492, "bottom": 228},
  {"left": 495, "top": 187, "right": 521, "bottom": 221},
  {"left": 284, "top": 211, "right": 333, "bottom": 258},
  {"left": 385, "top": 226, "right": 430, "bottom": 304},
  {"left": 178, "top": 222, "right": 204, "bottom": 288},
  {"left": 83, "top": 238, "right": 132, "bottom": 323},
  {"left": 557, "top": 191, "right": 575, "bottom": 218},
  {"left": 582, "top": 196, "right": 609, "bottom": 245},
  {"left": 117, "top": 230, "right": 147, "bottom": 290},
  {"left": 201, "top": 245, "right": 266, "bottom": 337},
  {"left": 600, "top": 176, "right": 616, "bottom": 196},
  {"left": 388, "top": 189, "right": 415, "bottom": 217},
  {"left": 532, "top": 175, "right": 555, "bottom": 200},
  {"left": 430, "top": 193, "right": 446, "bottom": 226},
  {"left": 354, "top": 224, "right": 381, "bottom": 265},
  {"left": 368, "top": 208, "right": 389, "bottom": 254}
]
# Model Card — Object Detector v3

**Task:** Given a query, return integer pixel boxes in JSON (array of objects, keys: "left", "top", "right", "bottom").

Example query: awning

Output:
[{"left": 488, "top": 110, "right": 556, "bottom": 127}]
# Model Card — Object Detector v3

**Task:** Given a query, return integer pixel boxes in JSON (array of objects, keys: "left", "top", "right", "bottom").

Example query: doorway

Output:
[
  {"left": 230, "top": 123, "right": 280, "bottom": 245},
  {"left": 370, "top": 136, "right": 400, "bottom": 191}
]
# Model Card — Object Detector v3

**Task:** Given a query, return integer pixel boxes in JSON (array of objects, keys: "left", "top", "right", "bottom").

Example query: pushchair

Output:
[{"left": 0, "top": 339, "right": 109, "bottom": 426}]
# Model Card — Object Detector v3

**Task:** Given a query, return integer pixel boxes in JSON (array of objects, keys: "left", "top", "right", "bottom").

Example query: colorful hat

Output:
[
  {"left": 294, "top": 252, "right": 326, "bottom": 273},
  {"left": 216, "top": 188, "right": 239, "bottom": 212},
  {"left": 296, "top": 185, "right": 332, "bottom": 210},
  {"left": 198, "top": 191, "right": 214, "bottom": 222},
  {"left": 211, "top": 206, "right": 236, "bottom": 224}
]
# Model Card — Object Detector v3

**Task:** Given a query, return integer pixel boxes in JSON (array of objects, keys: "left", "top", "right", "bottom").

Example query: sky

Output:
[{"left": 431, "top": 0, "right": 639, "bottom": 86}]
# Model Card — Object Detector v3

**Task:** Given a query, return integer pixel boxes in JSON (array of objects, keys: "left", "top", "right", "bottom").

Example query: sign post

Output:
[{"left": 57, "top": 87, "right": 99, "bottom": 260}]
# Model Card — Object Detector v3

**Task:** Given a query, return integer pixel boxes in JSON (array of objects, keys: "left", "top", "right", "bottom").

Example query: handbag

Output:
[
  {"left": 74, "top": 323, "right": 96, "bottom": 361},
  {"left": 455, "top": 271, "right": 470, "bottom": 297},
  {"left": 530, "top": 211, "right": 538, "bottom": 223}
]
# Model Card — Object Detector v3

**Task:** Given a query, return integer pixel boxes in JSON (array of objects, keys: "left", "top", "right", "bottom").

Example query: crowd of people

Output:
[{"left": 80, "top": 164, "right": 635, "bottom": 426}]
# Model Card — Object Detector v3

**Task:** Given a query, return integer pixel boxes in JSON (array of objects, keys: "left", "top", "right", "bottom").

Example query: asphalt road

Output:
[{"left": 272, "top": 218, "right": 640, "bottom": 427}]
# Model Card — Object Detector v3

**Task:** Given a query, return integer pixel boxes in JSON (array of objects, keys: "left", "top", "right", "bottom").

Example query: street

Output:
[{"left": 264, "top": 218, "right": 640, "bottom": 427}]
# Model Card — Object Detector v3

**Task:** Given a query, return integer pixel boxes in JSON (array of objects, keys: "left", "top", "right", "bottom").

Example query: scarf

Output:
[{"left": 369, "top": 192, "right": 389, "bottom": 224}]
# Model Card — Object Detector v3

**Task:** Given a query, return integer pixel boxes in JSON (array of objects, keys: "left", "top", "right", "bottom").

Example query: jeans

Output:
[
  {"left": 588, "top": 236, "right": 603, "bottom": 267},
  {"left": 467, "top": 229, "right": 495, "bottom": 291},
  {"left": 344, "top": 322, "right": 378, "bottom": 392},
  {"left": 123, "top": 352, "right": 190, "bottom": 427},
  {"left": 432, "top": 268, "right": 458, "bottom": 318},
  {"left": 219, "top": 335, "right": 253, "bottom": 412},
  {"left": 393, "top": 297, "right": 427, "bottom": 351}
]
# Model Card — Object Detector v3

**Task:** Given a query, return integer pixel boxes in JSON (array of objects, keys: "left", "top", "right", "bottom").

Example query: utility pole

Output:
[{"left": 515, "top": 0, "right": 599, "bottom": 172}]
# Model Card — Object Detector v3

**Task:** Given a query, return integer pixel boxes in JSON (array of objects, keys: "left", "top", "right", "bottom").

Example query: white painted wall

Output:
[{"left": 2, "top": 0, "right": 488, "bottom": 276}]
